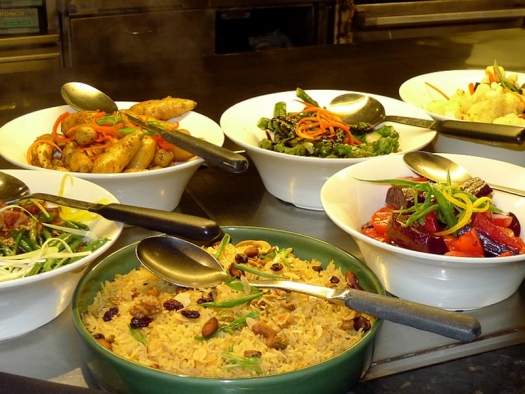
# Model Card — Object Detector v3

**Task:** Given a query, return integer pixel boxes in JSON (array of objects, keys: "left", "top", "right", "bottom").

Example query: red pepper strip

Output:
[
  {"left": 151, "top": 134, "right": 176, "bottom": 151},
  {"left": 370, "top": 207, "right": 393, "bottom": 235},
  {"left": 423, "top": 211, "right": 441, "bottom": 233},
  {"left": 473, "top": 212, "right": 525, "bottom": 254},
  {"left": 361, "top": 226, "right": 391, "bottom": 243},
  {"left": 445, "top": 228, "right": 484, "bottom": 257}
]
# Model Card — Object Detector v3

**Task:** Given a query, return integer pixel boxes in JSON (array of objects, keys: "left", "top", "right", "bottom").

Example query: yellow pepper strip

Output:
[
  {"left": 58, "top": 174, "right": 102, "bottom": 222},
  {"left": 435, "top": 188, "right": 493, "bottom": 235}
]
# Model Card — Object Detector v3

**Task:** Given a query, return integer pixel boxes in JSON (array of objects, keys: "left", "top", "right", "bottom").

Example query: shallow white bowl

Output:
[
  {"left": 220, "top": 90, "right": 436, "bottom": 211},
  {"left": 321, "top": 153, "right": 525, "bottom": 310},
  {"left": 0, "top": 169, "right": 122, "bottom": 340},
  {"left": 399, "top": 70, "right": 525, "bottom": 166},
  {"left": 0, "top": 102, "right": 225, "bottom": 211}
]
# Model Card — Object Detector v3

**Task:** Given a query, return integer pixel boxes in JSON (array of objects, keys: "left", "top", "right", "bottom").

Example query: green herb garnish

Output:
[
  {"left": 128, "top": 325, "right": 148, "bottom": 346},
  {"left": 199, "top": 291, "right": 264, "bottom": 308},
  {"left": 221, "top": 352, "right": 262, "bottom": 374}
]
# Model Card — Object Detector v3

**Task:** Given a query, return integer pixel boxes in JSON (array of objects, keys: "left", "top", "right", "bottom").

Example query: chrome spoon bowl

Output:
[
  {"left": 61, "top": 82, "right": 118, "bottom": 113},
  {"left": 135, "top": 234, "right": 481, "bottom": 342},
  {"left": 404, "top": 151, "right": 525, "bottom": 197}
]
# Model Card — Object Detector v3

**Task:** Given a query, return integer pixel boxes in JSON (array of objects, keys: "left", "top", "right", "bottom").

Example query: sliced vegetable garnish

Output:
[
  {"left": 221, "top": 352, "right": 262, "bottom": 374},
  {"left": 129, "top": 326, "right": 148, "bottom": 346},
  {"left": 199, "top": 291, "right": 264, "bottom": 308}
]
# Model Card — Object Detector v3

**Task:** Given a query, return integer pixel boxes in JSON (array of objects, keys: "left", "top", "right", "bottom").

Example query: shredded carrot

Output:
[
  {"left": 76, "top": 141, "right": 113, "bottom": 152},
  {"left": 52, "top": 112, "right": 75, "bottom": 143},
  {"left": 291, "top": 101, "right": 360, "bottom": 145},
  {"left": 26, "top": 138, "right": 61, "bottom": 165},
  {"left": 424, "top": 82, "right": 449, "bottom": 100},
  {"left": 468, "top": 82, "right": 476, "bottom": 95},
  {"left": 485, "top": 67, "right": 498, "bottom": 83}
]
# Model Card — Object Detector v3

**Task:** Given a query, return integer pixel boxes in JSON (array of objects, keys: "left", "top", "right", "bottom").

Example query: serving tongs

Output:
[{"left": 126, "top": 114, "right": 249, "bottom": 173}]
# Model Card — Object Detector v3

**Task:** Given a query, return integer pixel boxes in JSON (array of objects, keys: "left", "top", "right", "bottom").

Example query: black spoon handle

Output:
[
  {"left": 92, "top": 203, "right": 224, "bottom": 243},
  {"left": 28, "top": 192, "right": 223, "bottom": 243},
  {"left": 345, "top": 290, "right": 481, "bottom": 342}
]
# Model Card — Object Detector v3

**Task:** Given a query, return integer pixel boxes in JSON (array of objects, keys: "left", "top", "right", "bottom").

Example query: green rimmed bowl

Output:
[{"left": 72, "top": 226, "right": 384, "bottom": 394}]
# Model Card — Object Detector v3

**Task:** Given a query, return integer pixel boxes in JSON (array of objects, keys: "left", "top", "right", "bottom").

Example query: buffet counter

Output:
[{"left": 0, "top": 27, "right": 524, "bottom": 393}]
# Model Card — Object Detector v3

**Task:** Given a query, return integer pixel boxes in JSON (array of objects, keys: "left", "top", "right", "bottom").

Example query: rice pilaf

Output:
[{"left": 82, "top": 239, "right": 375, "bottom": 378}]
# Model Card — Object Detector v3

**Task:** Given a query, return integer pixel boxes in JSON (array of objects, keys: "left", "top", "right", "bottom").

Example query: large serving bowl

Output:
[
  {"left": 220, "top": 90, "right": 436, "bottom": 211},
  {"left": 321, "top": 153, "right": 525, "bottom": 310},
  {"left": 399, "top": 70, "right": 525, "bottom": 166},
  {"left": 72, "top": 226, "right": 384, "bottom": 394},
  {"left": 0, "top": 102, "right": 225, "bottom": 211},
  {"left": 0, "top": 169, "right": 122, "bottom": 341}
]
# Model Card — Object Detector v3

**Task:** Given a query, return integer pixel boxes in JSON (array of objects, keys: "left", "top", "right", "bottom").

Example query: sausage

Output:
[
  {"left": 92, "top": 130, "right": 144, "bottom": 173},
  {"left": 126, "top": 135, "right": 157, "bottom": 170},
  {"left": 129, "top": 97, "right": 197, "bottom": 120}
]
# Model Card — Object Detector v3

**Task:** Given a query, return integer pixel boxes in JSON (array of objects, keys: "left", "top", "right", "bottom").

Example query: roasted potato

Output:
[
  {"left": 92, "top": 130, "right": 144, "bottom": 173},
  {"left": 61, "top": 111, "right": 97, "bottom": 135},
  {"left": 129, "top": 97, "right": 197, "bottom": 120},
  {"left": 69, "top": 151, "right": 94, "bottom": 173}
]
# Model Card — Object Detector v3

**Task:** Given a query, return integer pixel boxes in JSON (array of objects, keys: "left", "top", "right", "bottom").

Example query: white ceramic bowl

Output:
[
  {"left": 399, "top": 70, "right": 525, "bottom": 166},
  {"left": 320, "top": 153, "right": 525, "bottom": 310},
  {"left": 0, "top": 169, "right": 123, "bottom": 340},
  {"left": 220, "top": 90, "right": 436, "bottom": 211},
  {"left": 0, "top": 102, "right": 225, "bottom": 211}
]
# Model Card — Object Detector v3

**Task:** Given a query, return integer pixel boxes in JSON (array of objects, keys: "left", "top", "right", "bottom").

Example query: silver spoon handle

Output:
[
  {"left": 249, "top": 280, "right": 481, "bottom": 342},
  {"left": 489, "top": 184, "right": 525, "bottom": 198}
]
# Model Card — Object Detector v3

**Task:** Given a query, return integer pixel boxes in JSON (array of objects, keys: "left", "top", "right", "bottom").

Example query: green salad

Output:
[{"left": 257, "top": 88, "right": 400, "bottom": 158}]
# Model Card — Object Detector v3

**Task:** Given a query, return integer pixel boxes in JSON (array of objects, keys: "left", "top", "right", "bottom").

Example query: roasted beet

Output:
[
  {"left": 385, "top": 214, "right": 448, "bottom": 254},
  {"left": 385, "top": 186, "right": 418, "bottom": 209},
  {"left": 508, "top": 212, "right": 521, "bottom": 237},
  {"left": 459, "top": 177, "right": 493, "bottom": 197}
]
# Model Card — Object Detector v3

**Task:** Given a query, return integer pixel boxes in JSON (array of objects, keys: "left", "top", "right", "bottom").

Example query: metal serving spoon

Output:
[
  {"left": 0, "top": 171, "right": 223, "bottom": 243},
  {"left": 328, "top": 93, "right": 525, "bottom": 145},
  {"left": 135, "top": 234, "right": 482, "bottom": 342},
  {"left": 60, "top": 82, "right": 249, "bottom": 173},
  {"left": 403, "top": 151, "right": 525, "bottom": 198}
]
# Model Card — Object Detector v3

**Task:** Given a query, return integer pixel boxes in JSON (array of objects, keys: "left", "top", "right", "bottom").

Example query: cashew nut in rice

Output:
[{"left": 251, "top": 321, "right": 288, "bottom": 350}]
